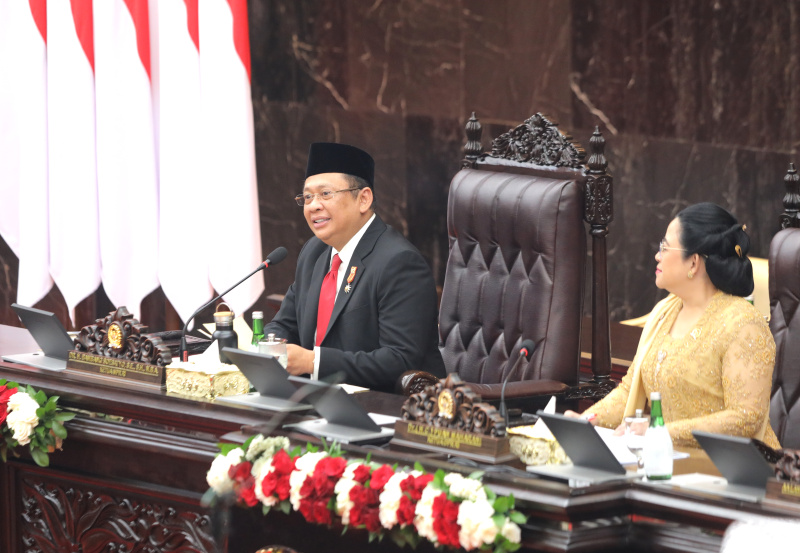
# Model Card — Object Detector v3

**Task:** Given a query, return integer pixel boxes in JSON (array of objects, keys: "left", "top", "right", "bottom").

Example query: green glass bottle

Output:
[
  {"left": 250, "top": 311, "right": 265, "bottom": 351},
  {"left": 643, "top": 391, "right": 673, "bottom": 480}
]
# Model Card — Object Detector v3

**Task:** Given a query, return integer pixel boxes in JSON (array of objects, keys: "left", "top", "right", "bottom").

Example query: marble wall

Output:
[{"left": 0, "top": 0, "right": 796, "bottom": 329}]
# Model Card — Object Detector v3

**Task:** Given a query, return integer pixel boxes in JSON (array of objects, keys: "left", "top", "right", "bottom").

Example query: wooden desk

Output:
[{"left": 1, "top": 324, "right": 797, "bottom": 553}]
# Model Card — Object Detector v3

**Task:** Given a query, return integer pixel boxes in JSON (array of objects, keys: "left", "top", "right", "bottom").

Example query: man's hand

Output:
[{"left": 285, "top": 344, "right": 314, "bottom": 376}]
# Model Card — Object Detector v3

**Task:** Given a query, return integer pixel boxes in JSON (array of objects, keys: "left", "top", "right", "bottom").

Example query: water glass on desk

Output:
[
  {"left": 624, "top": 409, "right": 650, "bottom": 471},
  {"left": 258, "top": 333, "right": 288, "bottom": 368}
]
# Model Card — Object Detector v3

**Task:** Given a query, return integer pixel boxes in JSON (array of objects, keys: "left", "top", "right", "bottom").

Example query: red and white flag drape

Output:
[
  {"left": 0, "top": 0, "right": 52, "bottom": 309},
  {"left": 0, "top": 0, "right": 263, "bottom": 324}
]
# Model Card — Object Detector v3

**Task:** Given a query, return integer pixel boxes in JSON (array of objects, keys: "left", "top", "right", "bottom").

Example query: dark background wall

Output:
[{"left": 0, "top": 0, "right": 796, "bottom": 330}]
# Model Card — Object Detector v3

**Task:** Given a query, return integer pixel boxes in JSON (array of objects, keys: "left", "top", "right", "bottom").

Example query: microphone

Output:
[
  {"left": 499, "top": 339, "right": 537, "bottom": 428},
  {"left": 179, "top": 247, "right": 288, "bottom": 361}
]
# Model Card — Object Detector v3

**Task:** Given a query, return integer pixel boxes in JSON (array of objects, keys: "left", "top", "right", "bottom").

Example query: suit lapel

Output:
[
  {"left": 301, "top": 245, "right": 332, "bottom": 347},
  {"left": 322, "top": 216, "right": 386, "bottom": 342}
]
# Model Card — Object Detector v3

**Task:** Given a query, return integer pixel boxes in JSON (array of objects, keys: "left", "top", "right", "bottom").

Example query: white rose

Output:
[
  {"left": 334, "top": 478, "right": 358, "bottom": 524},
  {"left": 414, "top": 484, "right": 441, "bottom": 543},
  {"left": 289, "top": 451, "right": 328, "bottom": 510},
  {"left": 206, "top": 448, "right": 244, "bottom": 494},
  {"left": 6, "top": 393, "right": 41, "bottom": 446},
  {"left": 457, "top": 499, "right": 497, "bottom": 550},
  {"left": 378, "top": 472, "right": 410, "bottom": 529},
  {"left": 500, "top": 519, "right": 522, "bottom": 543},
  {"left": 6, "top": 413, "right": 36, "bottom": 445},
  {"left": 448, "top": 475, "right": 486, "bottom": 502}
]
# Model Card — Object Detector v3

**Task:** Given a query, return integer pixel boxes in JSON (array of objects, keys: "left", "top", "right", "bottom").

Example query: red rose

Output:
[
  {"left": 397, "top": 495, "right": 416, "bottom": 526},
  {"left": 311, "top": 471, "right": 336, "bottom": 497},
  {"left": 318, "top": 456, "right": 346, "bottom": 478},
  {"left": 272, "top": 449, "right": 295, "bottom": 474},
  {"left": 275, "top": 475, "right": 291, "bottom": 500},
  {"left": 261, "top": 471, "right": 278, "bottom": 496},
  {"left": 369, "top": 465, "right": 394, "bottom": 490},
  {"left": 353, "top": 464, "right": 371, "bottom": 484},
  {"left": 364, "top": 510, "right": 382, "bottom": 533},
  {"left": 299, "top": 499, "right": 314, "bottom": 521},
  {"left": 432, "top": 494, "right": 461, "bottom": 548},
  {"left": 300, "top": 475, "right": 315, "bottom": 497},
  {"left": 313, "top": 499, "right": 332, "bottom": 525},
  {"left": 401, "top": 473, "right": 434, "bottom": 502},
  {"left": 0, "top": 385, "right": 19, "bottom": 425},
  {"left": 228, "top": 461, "right": 253, "bottom": 482},
  {"left": 239, "top": 480, "right": 259, "bottom": 507}
]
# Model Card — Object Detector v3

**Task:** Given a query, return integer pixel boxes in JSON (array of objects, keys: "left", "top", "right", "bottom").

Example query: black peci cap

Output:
[{"left": 305, "top": 142, "right": 374, "bottom": 187}]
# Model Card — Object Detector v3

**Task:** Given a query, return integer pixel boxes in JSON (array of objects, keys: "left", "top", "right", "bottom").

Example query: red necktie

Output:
[{"left": 316, "top": 254, "right": 341, "bottom": 346}]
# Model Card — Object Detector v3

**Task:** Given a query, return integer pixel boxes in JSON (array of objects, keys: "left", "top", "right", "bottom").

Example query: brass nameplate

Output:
[
  {"left": 392, "top": 420, "right": 514, "bottom": 464},
  {"left": 766, "top": 478, "right": 800, "bottom": 504},
  {"left": 67, "top": 351, "right": 165, "bottom": 390}
]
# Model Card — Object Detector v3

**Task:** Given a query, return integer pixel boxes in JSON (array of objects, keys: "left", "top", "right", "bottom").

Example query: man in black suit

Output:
[{"left": 264, "top": 143, "right": 445, "bottom": 392}]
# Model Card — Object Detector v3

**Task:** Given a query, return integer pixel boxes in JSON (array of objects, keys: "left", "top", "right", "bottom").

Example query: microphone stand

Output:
[
  {"left": 499, "top": 339, "right": 537, "bottom": 428},
  {"left": 180, "top": 247, "right": 287, "bottom": 361}
]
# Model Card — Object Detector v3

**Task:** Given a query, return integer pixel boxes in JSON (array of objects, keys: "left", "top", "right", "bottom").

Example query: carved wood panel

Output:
[{"left": 15, "top": 471, "right": 215, "bottom": 553}]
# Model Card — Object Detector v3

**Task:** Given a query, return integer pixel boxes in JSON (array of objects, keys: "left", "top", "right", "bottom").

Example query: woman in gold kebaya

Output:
[{"left": 569, "top": 203, "right": 779, "bottom": 448}]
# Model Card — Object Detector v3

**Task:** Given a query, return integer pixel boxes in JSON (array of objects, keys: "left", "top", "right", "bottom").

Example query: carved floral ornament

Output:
[
  {"left": 489, "top": 113, "right": 585, "bottom": 169},
  {"left": 401, "top": 374, "right": 506, "bottom": 437},
  {"left": 74, "top": 307, "right": 172, "bottom": 367}
]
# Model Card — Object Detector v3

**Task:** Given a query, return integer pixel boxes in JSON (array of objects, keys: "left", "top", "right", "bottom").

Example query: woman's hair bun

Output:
[{"left": 676, "top": 203, "right": 754, "bottom": 296}]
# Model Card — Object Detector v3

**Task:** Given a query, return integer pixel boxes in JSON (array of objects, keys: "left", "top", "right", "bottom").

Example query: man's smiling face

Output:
[{"left": 302, "top": 173, "right": 372, "bottom": 251}]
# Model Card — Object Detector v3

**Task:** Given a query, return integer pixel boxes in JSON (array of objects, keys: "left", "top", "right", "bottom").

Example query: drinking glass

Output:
[
  {"left": 624, "top": 414, "right": 650, "bottom": 470},
  {"left": 259, "top": 339, "right": 288, "bottom": 368}
]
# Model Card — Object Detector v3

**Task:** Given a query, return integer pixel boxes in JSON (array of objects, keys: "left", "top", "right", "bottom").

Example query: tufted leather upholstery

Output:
[
  {"left": 438, "top": 166, "right": 587, "bottom": 398},
  {"left": 769, "top": 228, "right": 800, "bottom": 449}
]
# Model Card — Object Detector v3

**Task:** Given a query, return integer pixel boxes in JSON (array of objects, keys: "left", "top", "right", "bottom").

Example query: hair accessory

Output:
[
  {"left": 735, "top": 245, "right": 743, "bottom": 258},
  {"left": 742, "top": 224, "right": 747, "bottom": 231},
  {"left": 688, "top": 271, "right": 694, "bottom": 279}
]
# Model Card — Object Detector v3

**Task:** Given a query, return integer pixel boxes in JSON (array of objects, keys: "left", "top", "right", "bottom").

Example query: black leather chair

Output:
[
  {"left": 769, "top": 164, "right": 800, "bottom": 449},
  {"left": 402, "top": 113, "right": 615, "bottom": 410}
]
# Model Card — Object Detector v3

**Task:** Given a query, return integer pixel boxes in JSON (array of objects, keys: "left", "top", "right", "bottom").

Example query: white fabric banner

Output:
[
  {"left": 0, "top": 0, "right": 53, "bottom": 307},
  {"left": 46, "top": 0, "right": 102, "bottom": 321},
  {"left": 199, "top": 0, "right": 264, "bottom": 318},
  {"left": 155, "top": 0, "right": 213, "bottom": 325},
  {"left": 93, "top": 0, "right": 160, "bottom": 318}
]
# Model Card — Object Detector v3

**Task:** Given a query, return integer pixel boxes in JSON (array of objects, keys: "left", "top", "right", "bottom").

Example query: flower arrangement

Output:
[
  {"left": 206, "top": 435, "right": 526, "bottom": 553},
  {"left": 0, "top": 379, "right": 75, "bottom": 467}
]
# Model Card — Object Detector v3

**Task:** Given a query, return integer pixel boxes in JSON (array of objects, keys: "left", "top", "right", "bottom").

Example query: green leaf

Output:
[
  {"left": 493, "top": 495, "right": 511, "bottom": 514},
  {"left": 432, "top": 469, "right": 446, "bottom": 490},
  {"left": 0, "top": 445, "right": 7, "bottom": 463},
  {"left": 33, "top": 389, "right": 46, "bottom": 405},
  {"left": 54, "top": 412, "right": 76, "bottom": 422},
  {"left": 289, "top": 446, "right": 303, "bottom": 457},
  {"left": 30, "top": 447, "right": 49, "bottom": 467},
  {"left": 279, "top": 501, "right": 291, "bottom": 515},
  {"left": 509, "top": 511, "right": 526, "bottom": 524},
  {"left": 262, "top": 505, "right": 271, "bottom": 516},
  {"left": 35, "top": 425, "right": 45, "bottom": 437},
  {"left": 468, "top": 470, "right": 485, "bottom": 480},
  {"left": 217, "top": 443, "right": 241, "bottom": 456},
  {"left": 368, "top": 532, "right": 376, "bottom": 543},
  {"left": 51, "top": 421, "right": 67, "bottom": 439},
  {"left": 36, "top": 407, "right": 46, "bottom": 419},
  {"left": 414, "top": 461, "right": 425, "bottom": 473},
  {"left": 492, "top": 513, "right": 505, "bottom": 528},
  {"left": 0, "top": 378, "right": 6, "bottom": 386},
  {"left": 506, "top": 541, "right": 522, "bottom": 552}
]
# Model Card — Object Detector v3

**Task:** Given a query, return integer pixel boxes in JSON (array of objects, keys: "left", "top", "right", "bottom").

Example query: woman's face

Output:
[{"left": 654, "top": 218, "right": 691, "bottom": 291}]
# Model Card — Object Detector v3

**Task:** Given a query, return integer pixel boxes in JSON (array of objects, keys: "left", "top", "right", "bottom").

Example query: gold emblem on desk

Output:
[
  {"left": 66, "top": 307, "right": 170, "bottom": 390},
  {"left": 107, "top": 322, "right": 123, "bottom": 350},
  {"left": 392, "top": 374, "right": 513, "bottom": 464},
  {"left": 438, "top": 388, "right": 455, "bottom": 419}
]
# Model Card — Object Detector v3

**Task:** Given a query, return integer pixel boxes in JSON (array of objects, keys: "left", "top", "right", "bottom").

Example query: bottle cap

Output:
[
  {"left": 650, "top": 391, "right": 661, "bottom": 401},
  {"left": 252, "top": 311, "right": 264, "bottom": 319},
  {"left": 213, "top": 302, "right": 235, "bottom": 324}
]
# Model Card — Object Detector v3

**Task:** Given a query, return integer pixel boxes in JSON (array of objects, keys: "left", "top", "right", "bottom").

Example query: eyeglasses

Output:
[
  {"left": 658, "top": 239, "right": 686, "bottom": 255},
  {"left": 295, "top": 187, "right": 361, "bottom": 207}
]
